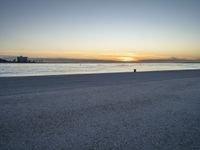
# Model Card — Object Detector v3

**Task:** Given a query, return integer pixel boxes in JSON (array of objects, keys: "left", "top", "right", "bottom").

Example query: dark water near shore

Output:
[{"left": 0, "top": 63, "right": 200, "bottom": 77}]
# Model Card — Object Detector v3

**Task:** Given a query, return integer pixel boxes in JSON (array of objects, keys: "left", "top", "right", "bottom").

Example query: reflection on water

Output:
[{"left": 0, "top": 63, "right": 200, "bottom": 77}]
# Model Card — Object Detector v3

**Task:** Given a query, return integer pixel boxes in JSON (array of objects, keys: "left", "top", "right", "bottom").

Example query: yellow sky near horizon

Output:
[{"left": 1, "top": 49, "right": 199, "bottom": 62}]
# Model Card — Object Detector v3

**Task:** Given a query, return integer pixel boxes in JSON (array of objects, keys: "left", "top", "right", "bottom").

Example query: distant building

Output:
[{"left": 17, "top": 56, "right": 28, "bottom": 63}]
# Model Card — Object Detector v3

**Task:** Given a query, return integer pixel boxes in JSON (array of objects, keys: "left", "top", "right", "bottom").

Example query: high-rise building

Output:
[{"left": 17, "top": 56, "right": 28, "bottom": 63}]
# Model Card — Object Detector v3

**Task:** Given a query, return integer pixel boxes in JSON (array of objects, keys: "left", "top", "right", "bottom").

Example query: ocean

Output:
[{"left": 0, "top": 63, "right": 200, "bottom": 77}]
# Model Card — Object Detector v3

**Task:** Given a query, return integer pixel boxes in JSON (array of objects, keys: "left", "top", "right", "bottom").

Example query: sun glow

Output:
[{"left": 118, "top": 57, "right": 134, "bottom": 62}]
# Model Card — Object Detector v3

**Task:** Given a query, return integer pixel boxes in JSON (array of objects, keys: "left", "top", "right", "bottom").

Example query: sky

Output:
[{"left": 0, "top": 0, "right": 200, "bottom": 61}]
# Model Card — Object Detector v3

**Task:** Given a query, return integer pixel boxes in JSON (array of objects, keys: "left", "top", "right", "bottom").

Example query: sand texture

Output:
[{"left": 0, "top": 70, "right": 200, "bottom": 149}]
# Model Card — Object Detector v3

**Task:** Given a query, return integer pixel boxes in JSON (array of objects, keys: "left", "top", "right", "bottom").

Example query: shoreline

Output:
[{"left": 1, "top": 68, "right": 200, "bottom": 78}]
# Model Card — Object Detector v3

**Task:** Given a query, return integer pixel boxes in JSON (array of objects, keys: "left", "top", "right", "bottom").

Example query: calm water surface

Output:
[{"left": 0, "top": 63, "right": 200, "bottom": 77}]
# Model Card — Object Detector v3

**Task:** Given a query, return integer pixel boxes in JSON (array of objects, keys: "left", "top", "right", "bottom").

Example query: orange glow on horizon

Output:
[
  {"left": 118, "top": 57, "right": 135, "bottom": 62},
  {"left": 1, "top": 49, "right": 198, "bottom": 62}
]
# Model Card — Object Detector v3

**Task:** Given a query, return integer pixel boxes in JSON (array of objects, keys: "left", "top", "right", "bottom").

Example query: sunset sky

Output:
[{"left": 0, "top": 0, "right": 200, "bottom": 61}]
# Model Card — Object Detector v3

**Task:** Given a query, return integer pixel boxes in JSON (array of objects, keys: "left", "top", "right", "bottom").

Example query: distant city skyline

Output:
[{"left": 0, "top": 0, "right": 200, "bottom": 61}]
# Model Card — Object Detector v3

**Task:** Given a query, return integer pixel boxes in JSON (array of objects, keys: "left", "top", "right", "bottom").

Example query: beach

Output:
[{"left": 0, "top": 70, "right": 200, "bottom": 149}]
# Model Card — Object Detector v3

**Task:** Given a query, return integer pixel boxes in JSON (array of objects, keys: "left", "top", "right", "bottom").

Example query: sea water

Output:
[{"left": 0, "top": 63, "right": 200, "bottom": 77}]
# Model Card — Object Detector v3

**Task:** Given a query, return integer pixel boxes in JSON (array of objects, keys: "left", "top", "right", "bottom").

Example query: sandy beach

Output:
[{"left": 0, "top": 70, "right": 200, "bottom": 150}]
